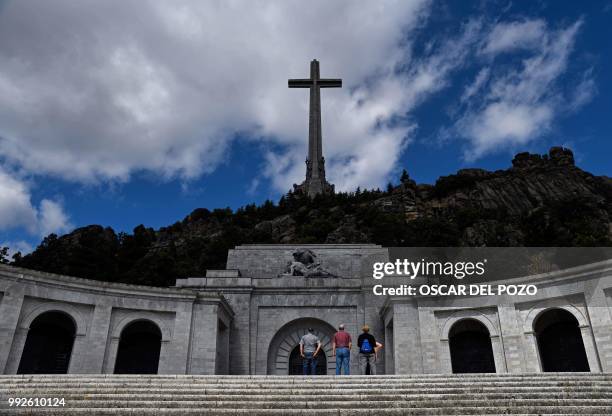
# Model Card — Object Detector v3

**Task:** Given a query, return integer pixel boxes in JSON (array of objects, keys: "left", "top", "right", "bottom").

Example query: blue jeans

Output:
[
  {"left": 335, "top": 347, "right": 350, "bottom": 375},
  {"left": 303, "top": 352, "right": 317, "bottom": 375}
]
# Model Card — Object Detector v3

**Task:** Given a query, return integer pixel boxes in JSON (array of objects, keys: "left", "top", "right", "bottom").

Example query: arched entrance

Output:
[
  {"left": 114, "top": 320, "right": 162, "bottom": 374},
  {"left": 288, "top": 344, "right": 327, "bottom": 375},
  {"left": 17, "top": 311, "right": 76, "bottom": 374},
  {"left": 449, "top": 319, "right": 496, "bottom": 373},
  {"left": 534, "top": 308, "right": 590, "bottom": 372},
  {"left": 267, "top": 317, "right": 335, "bottom": 375}
]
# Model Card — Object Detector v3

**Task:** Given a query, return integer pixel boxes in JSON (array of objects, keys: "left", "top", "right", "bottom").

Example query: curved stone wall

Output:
[
  {"left": 0, "top": 264, "right": 233, "bottom": 375},
  {"left": 381, "top": 259, "right": 612, "bottom": 374}
]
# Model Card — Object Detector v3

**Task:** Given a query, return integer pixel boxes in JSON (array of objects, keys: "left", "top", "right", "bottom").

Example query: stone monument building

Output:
[{"left": 1, "top": 245, "right": 612, "bottom": 376}]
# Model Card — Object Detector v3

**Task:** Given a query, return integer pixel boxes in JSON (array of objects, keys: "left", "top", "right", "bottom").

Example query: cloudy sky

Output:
[{"left": 1, "top": 0, "right": 611, "bottom": 255}]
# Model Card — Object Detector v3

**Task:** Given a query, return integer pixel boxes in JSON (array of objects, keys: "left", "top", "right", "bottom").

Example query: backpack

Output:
[{"left": 360, "top": 338, "right": 373, "bottom": 354}]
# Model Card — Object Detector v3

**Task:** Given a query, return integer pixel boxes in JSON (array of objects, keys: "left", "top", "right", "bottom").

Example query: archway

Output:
[
  {"left": 17, "top": 311, "right": 76, "bottom": 374},
  {"left": 534, "top": 308, "right": 590, "bottom": 372},
  {"left": 449, "top": 319, "right": 496, "bottom": 373},
  {"left": 267, "top": 317, "right": 335, "bottom": 375},
  {"left": 288, "top": 345, "right": 327, "bottom": 375},
  {"left": 114, "top": 320, "right": 162, "bottom": 374}
]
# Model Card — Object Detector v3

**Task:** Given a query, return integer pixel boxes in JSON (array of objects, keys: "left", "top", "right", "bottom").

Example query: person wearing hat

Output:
[
  {"left": 332, "top": 324, "right": 352, "bottom": 375},
  {"left": 299, "top": 327, "right": 321, "bottom": 375},
  {"left": 357, "top": 324, "right": 383, "bottom": 375}
]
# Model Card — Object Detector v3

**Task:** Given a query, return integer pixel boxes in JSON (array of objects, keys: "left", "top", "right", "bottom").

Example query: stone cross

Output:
[{"left": 289, "top": 59, "right": 341, "bottom": 196}]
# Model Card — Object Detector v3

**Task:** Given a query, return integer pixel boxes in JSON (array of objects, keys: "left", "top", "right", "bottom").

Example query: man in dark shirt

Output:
[{"left": 357, "top": 324, "right": 382, "bottom": 375}]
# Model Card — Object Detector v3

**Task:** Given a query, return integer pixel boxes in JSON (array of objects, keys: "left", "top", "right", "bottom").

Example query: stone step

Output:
[
  {"left": 2, "top": 374, "right": 609, "bottom": 415},
  {"left": 3, "top": 398, "right": 612, "bottom": 408},
  {"left": 4, "top": 392, "right": 612, "bottom": 401},
  {"left": 3, "top": 377, "right": 611, "bottom": 384},
  {"left": 2, "top": 374, "right": 609, "bottom": 381},
  {"left": 2, "top": 407, "right": 612, "bottom": 415},
  {"left": 5, "top": 385, "right": 612, "bottom": 394},
  {"left": 5, "top": 383, "right": 612, "bottom": 390}
]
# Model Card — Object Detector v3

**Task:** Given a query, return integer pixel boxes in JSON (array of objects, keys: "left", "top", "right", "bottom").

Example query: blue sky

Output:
[{"left": 1, "top": 0, "right": 611, "bottom": 255}]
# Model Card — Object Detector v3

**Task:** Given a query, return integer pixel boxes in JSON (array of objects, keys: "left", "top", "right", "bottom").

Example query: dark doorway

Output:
[
  {"left": 114, "top": 320, "right": 162, "bottom": 374},
  {"left": 535, "top": 308, "right": 590, "bottom": 372},
  {"left": 18, "top": 311, "right": 76, "bottom": 374},
  {"left": 288, "top": 345, "right": 327, "bottom": 375},
  {"left": 449, "top": 319, "right": 496, "bottom": 373}
]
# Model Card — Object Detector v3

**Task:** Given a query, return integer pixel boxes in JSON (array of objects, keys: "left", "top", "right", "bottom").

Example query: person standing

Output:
[
  {"left": 299, "top": 328, "right": 321, "bottom": 375},
  {"left": 358, "top": 325, "right": 383, "bottom": 375},
  {"left": 332, "top": 324, "right": 352, "bottom": 375}
]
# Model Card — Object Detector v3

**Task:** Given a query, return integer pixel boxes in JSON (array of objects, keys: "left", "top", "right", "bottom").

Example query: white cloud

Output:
[
  {"left": 38, "top": 199, "right": 72, "bottom": 238},
  {"left": 451, "top": 18, "right": 594, "bottom": 160},
  {"left": 0, "top": 168, "right": 72, "bottom": 237},
  {"left": 481, "top": 19, "right": 546, "bottom": 55},
  {"left": 0, "top": 169, "right": 37, "bottom": 233},
  {"left": 0, "top": 0, "right": 436, "bottom": 193},
  {"left": 0, "top": 240, "right": 34, "bottom": 258},
  {"left": 0, "top": 2, "right": 596, "bottom": 197}
]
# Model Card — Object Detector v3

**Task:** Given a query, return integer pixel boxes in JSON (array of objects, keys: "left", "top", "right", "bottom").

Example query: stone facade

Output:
[{"left": 1, "top": 244, "right": 612, "bottom": 375}]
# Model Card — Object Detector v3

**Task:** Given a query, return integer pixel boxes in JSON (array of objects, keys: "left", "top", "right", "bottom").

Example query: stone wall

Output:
[
  {"left": 0, "top": 264, "right": 232, "bottom": 375},
  {"left": 382, "top": 260, "right": 612, "bottom": 374}
]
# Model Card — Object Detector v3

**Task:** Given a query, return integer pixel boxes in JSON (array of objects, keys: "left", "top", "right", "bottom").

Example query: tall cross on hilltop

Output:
[{"left": 289, "top": 59, "right": 341, "bottom": 197}]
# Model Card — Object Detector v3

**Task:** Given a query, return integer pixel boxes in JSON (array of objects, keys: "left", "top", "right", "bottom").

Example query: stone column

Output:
[
  {"left": 390, "top": 301, "right": 423, "bottom": 374},
  {"left": 67, "top": 333, "right": 88, "bottom": 373},
  {"left": 580, "top": 324, "right": 602, "bottom": 372},
  {"left": 186, "top": 303, "right": 219, "bottom": 375},
  {"left": 490, "top": 334, "right": 507, "bottom": 373},
  {"left": 74, "top": 304, "right": 112, "bottom": 373},
  {"left": 523, "top": 331, "right": 542, "bottom": 372},
  {"left": 159, "top": 305, "right": 192, "bottom": 374},
  {"left": 0, "top": 290, "right": 25, "bottom": 374},
  {"left": 497, "top": 304, "right": 526, "bottom": 373},
  {"left": 439, "top": 339, "right": 452, "bottom": 373},
  {"left": 583, "top": 281, "right": 612, "bottom": 371}
]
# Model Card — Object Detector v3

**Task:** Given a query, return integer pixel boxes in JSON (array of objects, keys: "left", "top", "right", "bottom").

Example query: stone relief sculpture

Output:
[{"left": 281, "top": 248, "right": 336, "bottom": 277}]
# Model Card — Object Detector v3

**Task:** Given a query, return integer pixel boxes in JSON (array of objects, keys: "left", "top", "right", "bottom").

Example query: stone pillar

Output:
[
  {"left": 583, "top": 281, "right": 612, "bottom": 371},
  {"left": 67, "top": 333, "right": 88, "bottom": 373},
  {"left": 74, "top": 304, "right": 112, "bottom": 373},
  {"left": 0, "top": 289, "right": 24, "bottom": 374},
  {"left": 523, "top": 331, "right": 542, "bottom": 372},
  {"left": 391, "top": 301, "right": 423, "bottom": 374},
  {"left": 580, "top": 324, "right": 602, "bottom": 373},
  {"left": 497, "top": 304, "right": 526, "bottom": 373},
  {"left": 158, "top": 305, "right": 193, "bottom": 374},
  {"left": 419, "top": 309, "right": 440, "bottom": 374},
  {"left": 102, "top": 336, "right": 120, "bottom": 374},
  {"left": 439, "top": 339, "right": 452, "bottom": 373},
  {"left": 384, "top": 320, "right": 394, "bottom": 374},
  {"left": 186, "top": 303, "right": 219, "bottom": 375},
  {"left": 490, "top": 334, "right": 507, "bottom": 373}
]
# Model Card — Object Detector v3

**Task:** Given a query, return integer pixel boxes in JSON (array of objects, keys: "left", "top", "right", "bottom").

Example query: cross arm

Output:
[
  {"left": 319, "top": 79, "right": 342, "bottom": 88},
  {"left": 288, "top": 79, "right": 313, "bottom": 88}
]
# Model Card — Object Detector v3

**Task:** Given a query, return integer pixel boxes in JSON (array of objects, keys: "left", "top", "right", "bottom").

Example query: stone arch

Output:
[
  {"left": 20, "top": 302, "right": 87, "bottom": 336},
  {"left": 524, "top": 304, "right": 588, "bottom": 334},
  {"left": 448, "top": 319, "right": 496, "bottom": 373},
  {"left": 439, "top": 310, "right": 506, "bottom": 373},
  {"left": 267, "top": 317, "right": 335, "bottom": 375},
  {"left": 521, "top": 304, "right": 600, "bottom": 373},
  {"left": 103, "top": 312, "right": 173, "bottom": 374},
  {"left": 533, "top": 308, "right": 590, "bottom": 372},
  {"left": 17, "top": 310, "right": 77, "bottom": 374},
  {"left": 441, "top": 311, "right": 498, "bottom": 340},
  {"left": 114, "top": 319, "right": 162, "bottom": 374},
  {"left": 111, "top": 313, "right": 172, "bottom": 342}
]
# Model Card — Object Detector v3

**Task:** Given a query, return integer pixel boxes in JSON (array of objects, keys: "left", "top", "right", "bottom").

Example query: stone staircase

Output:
[{"left": 1, "top": 373, "right": 612, "bottom": 415}]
